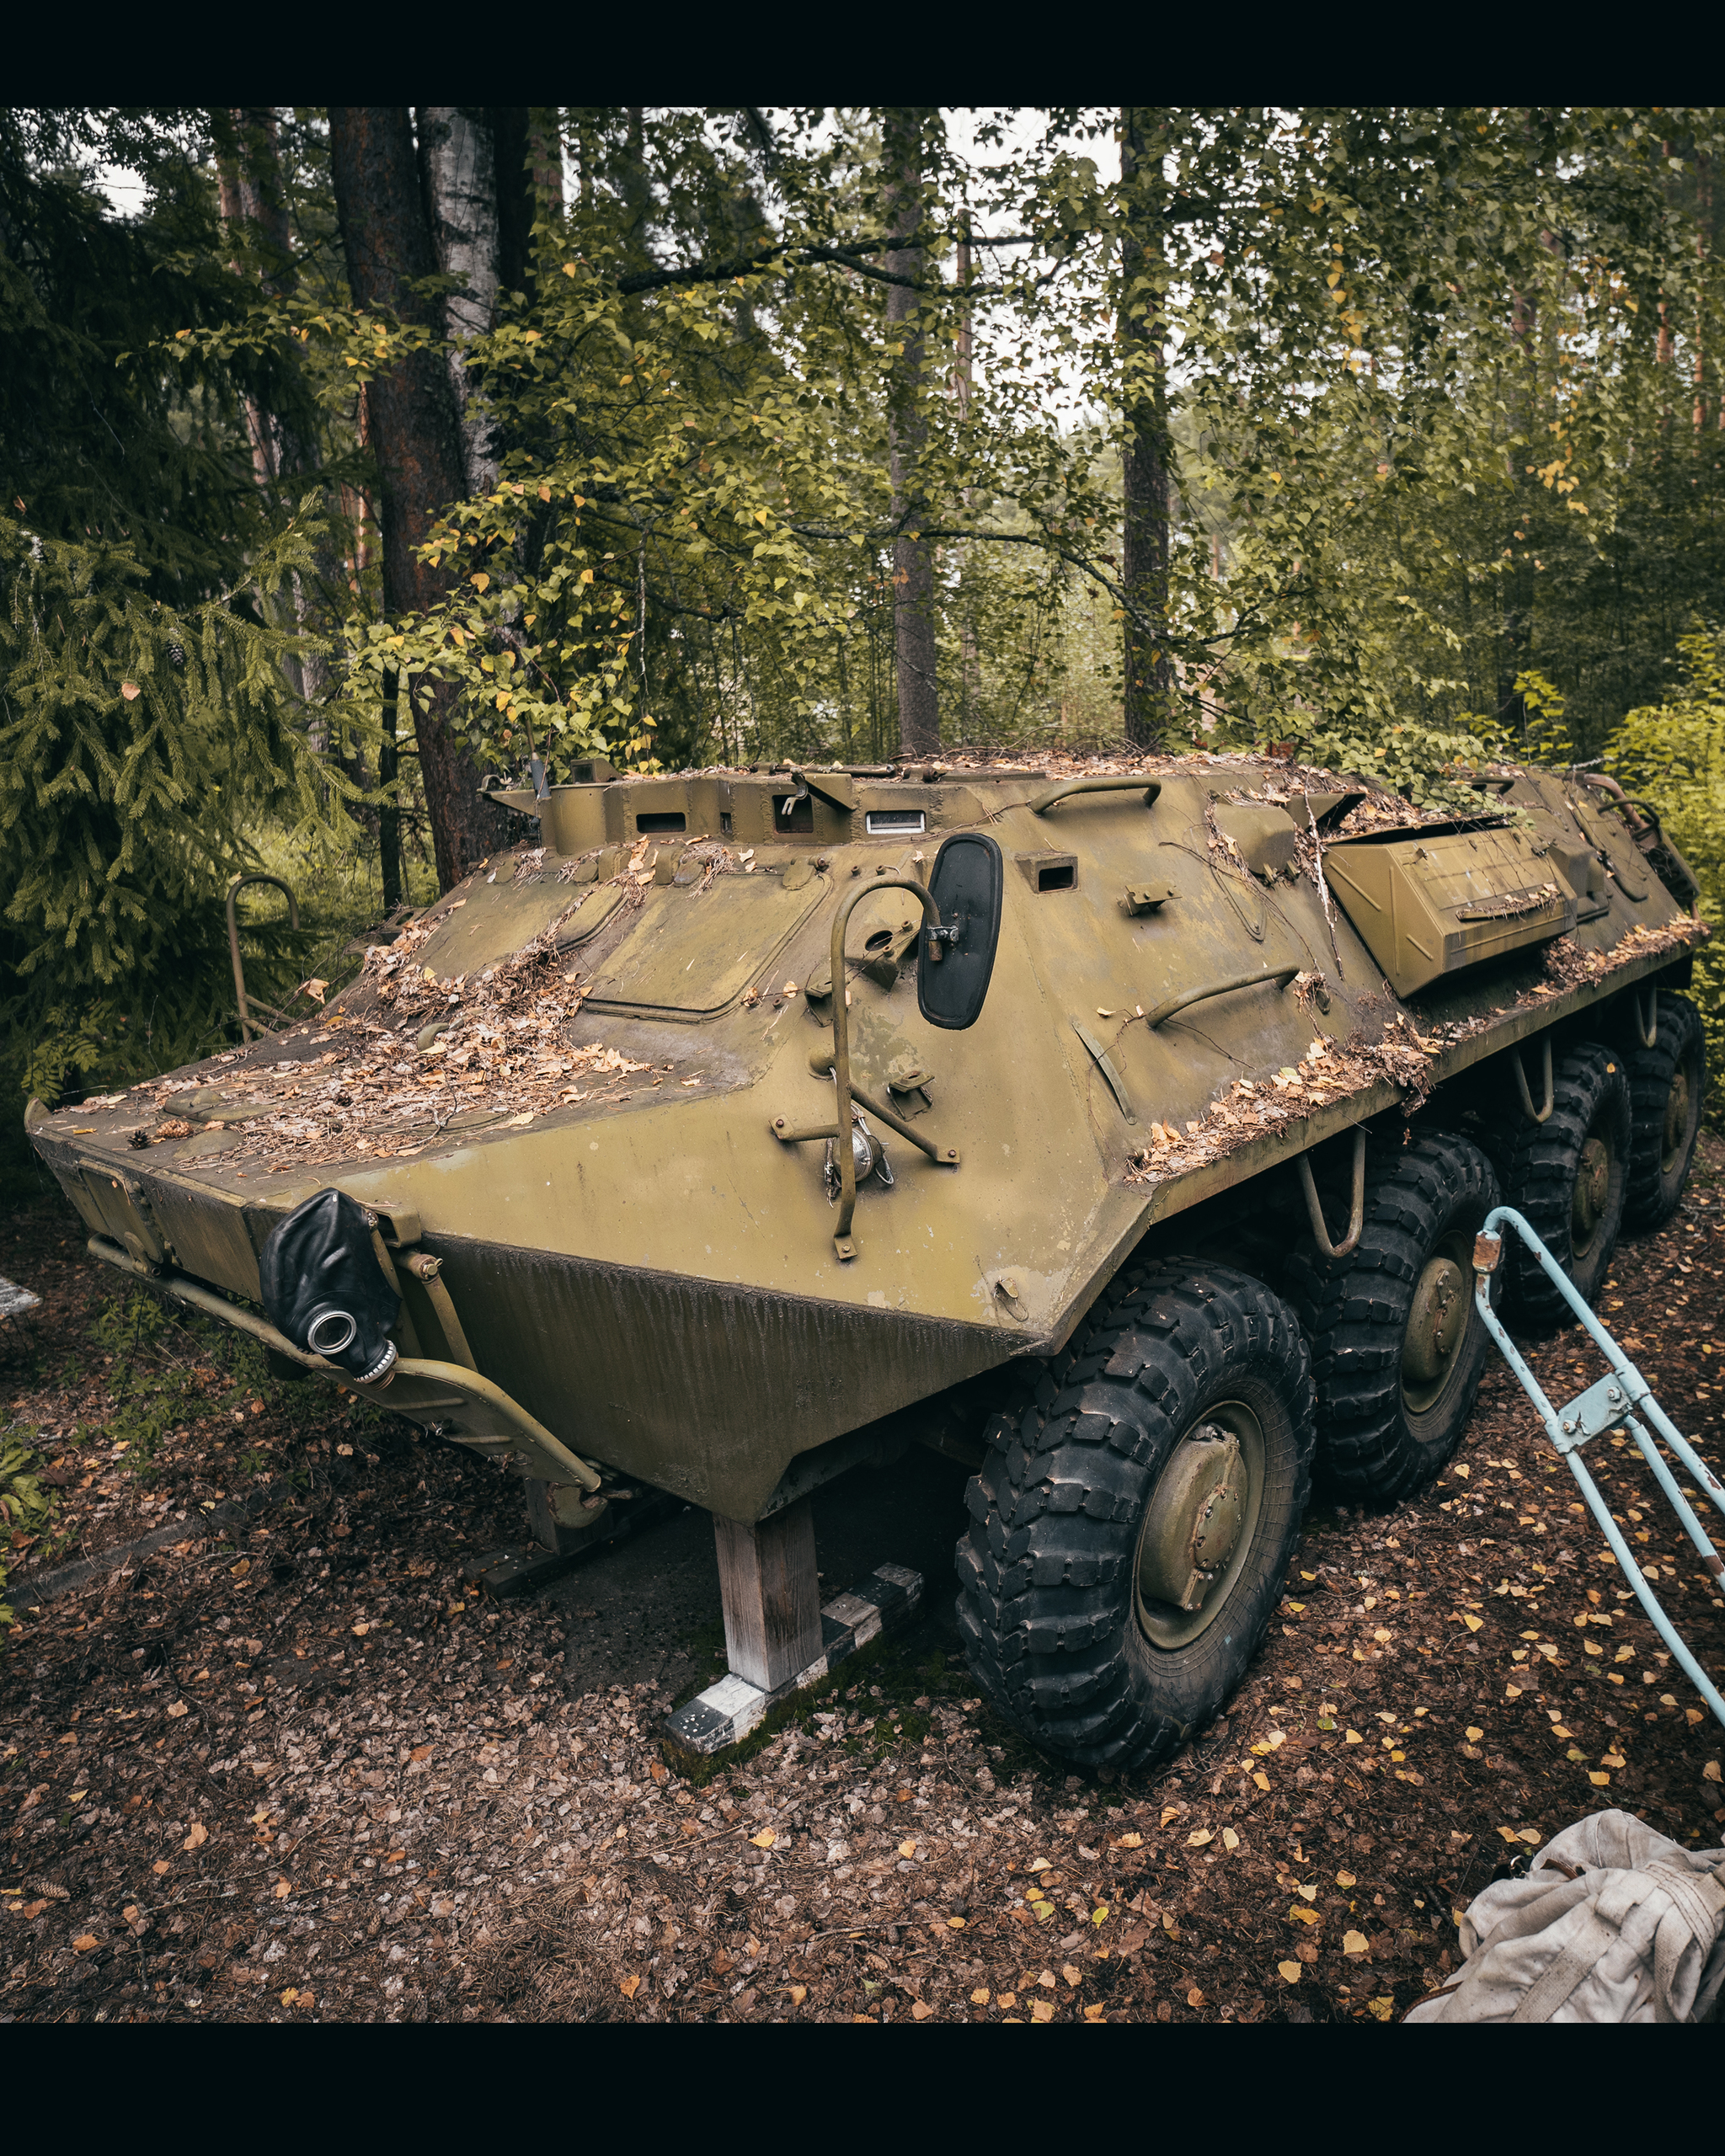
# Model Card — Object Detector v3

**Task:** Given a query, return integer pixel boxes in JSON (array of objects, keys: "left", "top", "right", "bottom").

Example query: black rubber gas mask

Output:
[{"left": 259, "top": 1187, "right": 402, "bottom": 1385}]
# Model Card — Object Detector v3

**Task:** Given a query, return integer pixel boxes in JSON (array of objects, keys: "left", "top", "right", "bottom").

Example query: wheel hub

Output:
[
  {"left": 1573, "top": 1135, "right": 1610, "bottom": 1248},
  {"left": 1663, "top": 1068, "right": 1690, "bottom": 1171},
  {"left": 1136, "top": 1429, "right": 1246, "bottom": 1614},
  {"left": 1403, "top": 1257, "right": 1465, "bottom": 1387}
]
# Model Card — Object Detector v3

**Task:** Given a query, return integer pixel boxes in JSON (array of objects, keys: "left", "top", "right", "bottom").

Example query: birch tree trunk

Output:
[
  {"left": 212, "top": 107, "right": 312, "bottom": 488},
  {"left": 882, "top": 106, "right": 940, "bottom": 757},
  {"left": 1119, "top": 106, "right": 1172, "bottom": 751},
  {"left": 328, "top": 105, "right": 503, "bottom": 891},
  {"left": 212, "top": 107, "right": 335, "bottom": 709},
  {"left": 417, "top": 107, "right": 501, "bottom": 495}
]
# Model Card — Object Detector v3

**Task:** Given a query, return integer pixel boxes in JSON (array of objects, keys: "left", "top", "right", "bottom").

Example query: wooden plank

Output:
[{"left": 713, "top": 1495, "right": 823, "bottom": 1694}]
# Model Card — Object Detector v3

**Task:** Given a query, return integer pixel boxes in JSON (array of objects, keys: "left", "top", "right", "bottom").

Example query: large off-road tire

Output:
[
  {"left": 953, "top": 1262, "right": 1314, "bottom": 1774},
  {"left": 1501, "top": 1041, "right": 1630, "bottom": 1329},
  {"left": 1284, "top": 1132, "right": 1501, "bottom": 1505},
  {"left": 1623, "top": 991, "right": 1706, "bottom": 1232}
]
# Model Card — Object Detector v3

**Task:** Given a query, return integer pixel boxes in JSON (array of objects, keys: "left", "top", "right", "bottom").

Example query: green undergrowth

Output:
[
  {"left": 0, "top": 1422, "right": 62, "bottom": 1626},
  {"left": 61, "top": 1285, "right": 393, "bottom": 1492}
]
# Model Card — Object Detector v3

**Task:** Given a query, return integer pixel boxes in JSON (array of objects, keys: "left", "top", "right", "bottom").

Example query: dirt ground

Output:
[{"left": 2, "top": 1137, "right": 1722, "bottom": 2025}]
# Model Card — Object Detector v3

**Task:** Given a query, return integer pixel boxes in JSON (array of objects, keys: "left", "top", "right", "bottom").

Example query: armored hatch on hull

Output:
[{"left": 29, "top": 752, "right": 1709, "bottom": 1771}]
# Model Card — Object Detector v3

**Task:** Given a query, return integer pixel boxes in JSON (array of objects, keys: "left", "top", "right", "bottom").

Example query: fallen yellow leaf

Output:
[
  {"left": 1114, "top": 1832, "right": 1144, "bottom": 1849},
  {"left": 1222, "top": 1828, "right": 1240, "bottom": 1851},
  {"left": 1061, "top": 1964, "right": 1081, "bottom": 1987},
  {"left": 911, "top": 2000, "right": 934, "bottom": 2020},
  {"left": 1589, "top": 1770, "right": 1610, "bottom": 1785},
  {"left": 1277, "top": 1960, "right": 1302, "bottom": 1983},
  {"left": 1186, "top": 1986, "right": 1205, "bottom": 2008},
  {"left": 275, "top": 1879, "right": 291, "bottom": 1899},
  {"left": 1187, "top": 1828, "right": 1214, "bottom": 1847},
  {"left": 970, "top": 1988, "right": 991, "bottom": 2006},
  {"left": 1466, "top": 1726, "right": 1484, "bottom": 1741},
  {"left": 1342, "top": 1929, "right": 1368, "bottom": 1955},
  {"left": 788, "top": 1984, "right": 808, "bottom": 2006},
  {"left": 1159, "top": 1807, "right": 1179, "bottom": 1828},
  {"left": 1252, "top": 1770, "right": 1271, "bottom": 1791},
  {"left": 899, "top": 1838, "right": 917, "bottom": 1859},
  {"left": 1461, "top": 1614, "right": 1484, "bottom": 1632},
  {"left": 1288, "top": 1904, "right": 1319, "bottom": 1925},
  {"left": 948, "top": 1916, "right": 966, "bottom": 1929},
  {"left": 1343, "top": 1729, "right": 1363, "bottom": 1745},
  {"left": 182, "top": 1822, "right": 207, "bottom": 1851},
  {"left": 1083, "top": 2001, "right": 1107, "bottom": 2021},
  {"left": 1336, "top": 1870, "right": 1356, "bottom": 1888},
  {"left": 1368, "top": 1997, "right": 1394, "bottom": 2021},
  {"left": 619, "top": 1974, "right": 642, "bottom": 1999},
  {"left": 750, "top": 1828, "right": 777, "bottom": 1849},
  {"left": 1031, "top": 1999, "right": 1055, "bottom": 2022}
]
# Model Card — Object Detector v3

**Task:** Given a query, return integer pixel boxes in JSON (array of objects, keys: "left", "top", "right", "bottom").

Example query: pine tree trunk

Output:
[
  {"left": 379, "top": 667, "right": 403, "bottom": 913},
  {"left": 1119, "top": 107, "right": 1172, "bottom": 752},
  {"left": 883, "top": 107, "right": 940, "bottom": 757},
  {"left": 328, "top": 105, "right": 502, "bottom": 892}
]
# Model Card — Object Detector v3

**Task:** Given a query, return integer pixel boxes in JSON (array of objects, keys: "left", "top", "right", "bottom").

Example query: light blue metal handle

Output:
[{"left": 1472, "top": 1204, "right": 1725, "bottom": 1731}]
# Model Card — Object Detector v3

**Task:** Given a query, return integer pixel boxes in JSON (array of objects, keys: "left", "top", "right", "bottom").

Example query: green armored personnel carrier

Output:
[{"left": 27, "top": 752, "right": 1708, "bottom": 1769}]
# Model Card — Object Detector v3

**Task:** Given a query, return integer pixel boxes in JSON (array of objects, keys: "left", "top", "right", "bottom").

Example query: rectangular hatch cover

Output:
[
  {"left": 1324, "top": 824, "right": 1576, "bottom": 996},
  {"left": 580, "top": 869, "right": 827, "bottom": 1017}
]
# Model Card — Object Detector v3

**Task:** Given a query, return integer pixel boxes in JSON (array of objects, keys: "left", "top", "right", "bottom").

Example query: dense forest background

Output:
[{"left": 4, "top": 105, "right": 1724, "bottom": 1188}]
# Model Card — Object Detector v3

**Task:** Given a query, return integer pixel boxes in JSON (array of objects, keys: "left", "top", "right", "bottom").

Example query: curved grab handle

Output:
[
  {"left": 1295, "top": 1128, "right": 1367, "bottom": 1261},
  {"left": 1514, "top": 1034, "right": 1554, "bottom": 1123},
  {"left": 1142, "top": 965, "right": 1299, "bottom": 1030},
  {"left": 227, "top": 873, "right": 301, "bottom": 1042},
  {"left": 1029, "top": 776, "right": 1162, "bottom": 816}
]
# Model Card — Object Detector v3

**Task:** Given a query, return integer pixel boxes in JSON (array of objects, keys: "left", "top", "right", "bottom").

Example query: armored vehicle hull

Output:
[{"left": 29, "top": 754, "right": 1708, "bottom": 1769}]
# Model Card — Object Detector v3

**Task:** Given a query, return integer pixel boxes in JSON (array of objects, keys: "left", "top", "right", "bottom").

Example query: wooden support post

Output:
[{"left": 713, "top": 1496, "right": 823, "bottom": 1695}]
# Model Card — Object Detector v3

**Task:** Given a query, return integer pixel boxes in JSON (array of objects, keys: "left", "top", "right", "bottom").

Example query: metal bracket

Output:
[
  {"left": 1554, "top": 1369, "right": 1651, "bottom": 1451},
  {"left": 1295, "top": 1128, "right": 1367, "bottom": 1260},
  {"left": 774, "top": 877, "right": 959, "bottom": 1260},
  {"left": 83, "top": 1233, "right": 601, "bottom": 1492},
  {"left": 1514, "top": 1034, "right": 1554, "bottom": 1125}
]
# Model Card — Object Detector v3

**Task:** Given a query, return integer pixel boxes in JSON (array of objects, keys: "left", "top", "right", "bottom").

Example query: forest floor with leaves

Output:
[{"left": 1, "top": 1136, "right": 1722, "bottom": 2025}]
